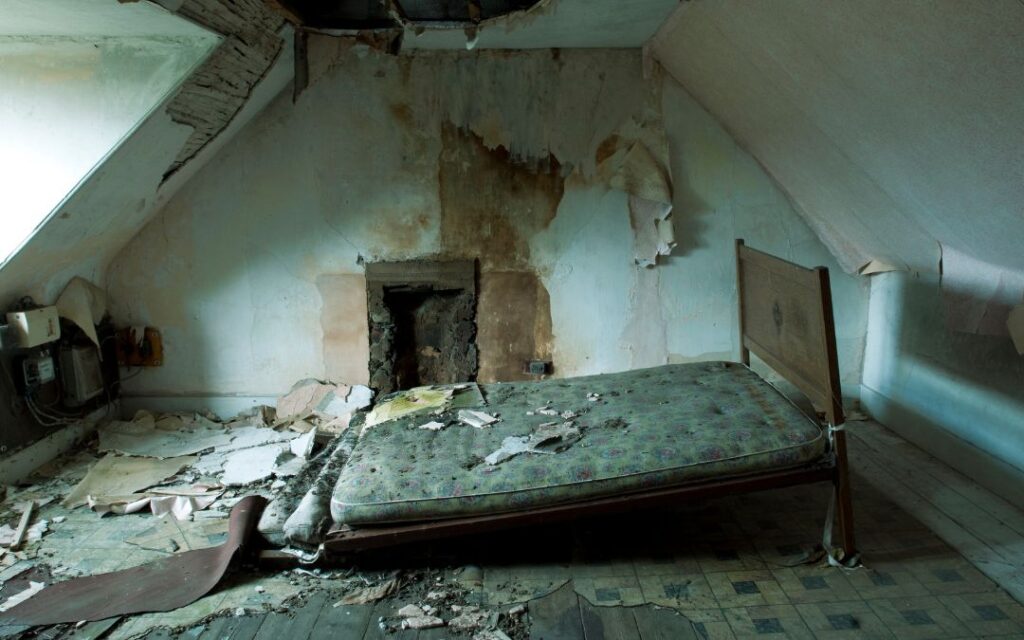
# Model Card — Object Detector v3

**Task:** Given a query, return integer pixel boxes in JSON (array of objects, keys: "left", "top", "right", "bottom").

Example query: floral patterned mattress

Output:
[{"left": 331, "top": 362, "right": 827, "bottom": 526}]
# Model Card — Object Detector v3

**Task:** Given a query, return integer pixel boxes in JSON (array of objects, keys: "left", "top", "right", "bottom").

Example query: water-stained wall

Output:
[{"left": 106, "top": 48, "right": 867, "bottom": 407}]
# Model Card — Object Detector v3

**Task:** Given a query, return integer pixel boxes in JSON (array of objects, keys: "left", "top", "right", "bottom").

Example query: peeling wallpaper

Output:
[{"left": 106, "top": 49, "right": 867, "bottom": 404}]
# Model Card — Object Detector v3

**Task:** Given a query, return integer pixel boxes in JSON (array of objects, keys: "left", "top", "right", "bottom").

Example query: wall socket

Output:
[{"left": 525, "top": 360, "right": 552, "bottom": 375}]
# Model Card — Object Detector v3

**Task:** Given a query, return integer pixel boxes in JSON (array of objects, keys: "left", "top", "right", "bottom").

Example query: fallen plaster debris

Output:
[
  {"left": 320, "top": 384, "right": 374, "bottom": 418},
  {"left": 334, "top": 576, "right": 401, "bottom": 606},
  {"left": 88, "top": 490, "right": 222, "bottom": 520},
  {"left": 397, "top": 604, "right": 424, "bottom": 618},
  {"left": 62, "top": 454, "right": 198, "bottom": 508},
  {"left": 99, "top": 411, "right": 234, "bottom": 458},
  {"left": 474, "top": 630, "right": 513, "bottom": 640},
  {"left": 449, "top": 607, "right": 490, "bottom": 630},
  {"left": 277, "top": 379, "right": 374, "bottom": 424},
  {"left": 401, "top": 614, "right": 445, "bottom": 630},
  {"left": 458, "top": 410, "right": 500, "bottom": 429},
  {"left": 485, "top": 422, "right": 583, "bottom": 465},
  {"left": 289, "top": 428, "right": 317, "bottom": 458},
  {"left": 276, "top": 380, "right": 338, "bottom": 421},
  {"left": 221, "top": 443, "right": 290, "bottom": 486}
]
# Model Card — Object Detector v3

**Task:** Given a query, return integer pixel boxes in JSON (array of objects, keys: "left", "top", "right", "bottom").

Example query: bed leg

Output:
[{"left": 832, "top": 430, "right": 857, "bottom": 558}]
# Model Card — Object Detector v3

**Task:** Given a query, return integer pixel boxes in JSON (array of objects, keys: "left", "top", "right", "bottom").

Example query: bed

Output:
[{"left": 323, "top": 240, "right": 856, "bottom": 556}]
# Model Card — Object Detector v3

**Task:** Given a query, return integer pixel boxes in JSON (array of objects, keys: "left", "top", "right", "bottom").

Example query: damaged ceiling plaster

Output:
[{"left": 269, "top": 0, "right": 543, "bottom": 30}]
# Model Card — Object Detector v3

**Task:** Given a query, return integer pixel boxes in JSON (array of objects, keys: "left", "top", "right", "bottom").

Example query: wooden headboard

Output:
[{"left": 735, "top": 239, "right": 844, "bottom": 427}]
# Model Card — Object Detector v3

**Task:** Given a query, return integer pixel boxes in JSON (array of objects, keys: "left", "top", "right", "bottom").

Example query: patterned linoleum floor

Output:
[
  {"left": 4, "top": 441, "right": 1024, "bottom": 639},
  {"left": 237, "top": 468, "right": 1024, "bottom": 640}
]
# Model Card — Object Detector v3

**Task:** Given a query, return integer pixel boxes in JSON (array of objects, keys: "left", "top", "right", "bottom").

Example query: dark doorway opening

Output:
[{"left": 366, "top": 261, "right": 477, "bottom": 395}]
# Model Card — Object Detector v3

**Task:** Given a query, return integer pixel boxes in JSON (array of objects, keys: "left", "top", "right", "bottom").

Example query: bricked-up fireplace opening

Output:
[{"left": 365, "top": 260, "right": 477, "bottom": 394}]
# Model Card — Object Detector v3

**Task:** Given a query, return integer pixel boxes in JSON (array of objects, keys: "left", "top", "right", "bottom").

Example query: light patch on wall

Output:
[
  {"left": 477, "top": 271, "right": 553, "bottom": 382},
  {"left": 317, "top": 274, "right": 370, "bottom": 385}
]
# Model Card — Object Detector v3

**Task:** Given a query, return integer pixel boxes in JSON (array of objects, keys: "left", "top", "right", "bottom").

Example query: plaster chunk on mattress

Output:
[
  {"left": 484, "top": 421, "right": 583, "bottom": 465},
  {"left": 458, "top": 410, "right": 500, "bottom": 429},
  {"left": 364, "top": 386, "right": 455, "bottom": 430}
]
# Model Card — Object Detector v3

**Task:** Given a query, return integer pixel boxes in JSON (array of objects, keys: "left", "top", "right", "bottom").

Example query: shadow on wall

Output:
[
  {"left": 665, "top": 160, "right": 712, "bottom": 257},
  {"left": 861, "top": 271, "right": 1024, "bottom": 505}
]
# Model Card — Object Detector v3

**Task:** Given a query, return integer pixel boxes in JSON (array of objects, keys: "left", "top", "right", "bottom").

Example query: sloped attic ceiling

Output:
[
  {"left": 650, "top": 0, "right": 1024, "bottom": 276},
  {"left": 0, "top": 0, "right": 292, "bottom": 306}
]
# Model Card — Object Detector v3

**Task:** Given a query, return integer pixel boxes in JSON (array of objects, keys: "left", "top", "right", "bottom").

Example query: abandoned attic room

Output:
[{"left": 2, "top": 1, "right": 1024, "bottom": 639}]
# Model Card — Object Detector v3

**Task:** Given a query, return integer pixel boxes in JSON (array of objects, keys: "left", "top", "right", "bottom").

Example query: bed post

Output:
[
  {"left": 735, "top": 239, "right": 751, "bottom": 366},
  {"left": 815, "top": 266, "right": 857, "bottom": 558}
]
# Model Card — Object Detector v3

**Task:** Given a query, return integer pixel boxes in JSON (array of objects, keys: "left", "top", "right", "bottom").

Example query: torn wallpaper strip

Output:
[{"left": 54, "top": 277, "right": 106, "bottom": 349}]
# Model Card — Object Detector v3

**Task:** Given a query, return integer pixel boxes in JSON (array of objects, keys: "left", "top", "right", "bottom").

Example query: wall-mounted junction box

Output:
[
  {"left": 61, "top": 345, "right": 104, "bottom": 406},
  {"left": 5, "top": 307, "right": 60, "bottom": 348},
  {"left": 115, "top": 327, "right": 163, "bottom": 366}
]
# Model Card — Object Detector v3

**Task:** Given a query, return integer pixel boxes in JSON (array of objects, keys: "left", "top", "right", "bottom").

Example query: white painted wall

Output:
[
  {"left": 106, "top": 50, "right": 867, "bottom": 407},
  {"left": 0, "top": 37, "right": 213, "bottom": 263},
  {"left": 862, "top": 272, "right": 1024, "bottom": 505},
  {"left": 650, "top": 0, "right": 1024, "bottom": 499}
]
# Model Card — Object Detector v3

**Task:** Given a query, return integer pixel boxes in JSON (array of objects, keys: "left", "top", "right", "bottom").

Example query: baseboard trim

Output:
[
  {"left": 119, "top": 395, "right": 278, "bottom": 420},
  {"left": 860, "top": 384, "right": 1024, "bottom": 509},
  {"left": 0, "top": 404, "right": 115, "bottom": 486}
]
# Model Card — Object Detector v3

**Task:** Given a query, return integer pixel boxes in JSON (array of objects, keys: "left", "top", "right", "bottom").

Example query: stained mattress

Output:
[{"left": 331, "top": 362, "right": 827, "bottom": 526}]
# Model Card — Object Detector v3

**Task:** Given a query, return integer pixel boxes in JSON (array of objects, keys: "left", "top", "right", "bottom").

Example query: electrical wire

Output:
[
  {"left": 25, "top": 395, "right": 76, "bottom": 427},
  {"left": 27, "top": 394, "right": 75, "bottom": 423}
]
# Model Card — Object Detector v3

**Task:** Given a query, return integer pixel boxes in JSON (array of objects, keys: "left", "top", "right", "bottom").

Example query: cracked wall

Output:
[{"left": 106, "top": 49, "right": 867, "bottom": 407}]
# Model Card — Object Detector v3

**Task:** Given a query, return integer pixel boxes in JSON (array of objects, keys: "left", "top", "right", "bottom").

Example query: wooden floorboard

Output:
[
  {"left": 849, "top": 434, "right": 1024, "bottom": 602},
  {"left": 361, "top": 601, "right": 415, "bottom": 640},
  {"left": 529, "top": 581, "right": 584, "bottom": 640},
  {"left": 309, "top": 603, "right": 373, "bottom": 640},
  {"left": 578, "top": 597, "right": 640, "bottom": 640},
  {"left": 854, "top": 421, "right": 1024, "bottom": 535},
  {"left": 224, "top": 613, "right": 267, "bottom": 640},
  {"left": 253, "top": 594, "right": 327, "bottom": 640},
  {"left": 631, "top": 606, "right": 699, "bottom": 640},
  {"left": 852, "top": 423, "right": 1024, "bottom": 565},
  {"left": 196, "top": 617, "right": 229, "bottom": 640}
]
